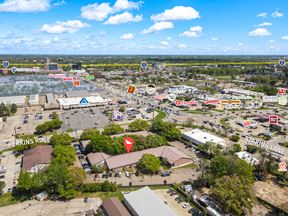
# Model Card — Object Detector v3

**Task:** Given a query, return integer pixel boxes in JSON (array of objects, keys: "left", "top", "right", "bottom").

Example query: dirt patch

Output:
[{"left": 254, "top": 180, "right": 288, "bottom": 212}]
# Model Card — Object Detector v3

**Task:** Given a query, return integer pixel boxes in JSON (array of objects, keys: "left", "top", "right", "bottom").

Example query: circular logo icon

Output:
[
  {"left": 167, "top": 93, "right": 176, "bottom": 102},
  {"left": 278, "top": 59, "right": 286, "bottom": 67},
  {"left": 112, "top": 111, "right": 122, "bottom": 121},
  {"left": 11, "top": 67, "right": 17, "bottom": 73},
  {"left": 146, "top": 84, "right": 156, "bottom": 95},
  {"left": 251, "top": 98, "right": 263, "bottom": 109},
  {"left": 175, "top": 100, "right": 183, "bottom": 106},
  {"left": 2, "top": 61, "right": 9, "bottom": 68},
  {"left": 141, "top": 61, "right": 148, "bottom": 69},
  {"left": 244, "top": 120, "right": 252, "bottom": 127},
  {"left": 278, "top": 161, "right": 287, "bottom": 172},
  {"left": 278, "top": 96, "right": 288, "bottom": 106}
]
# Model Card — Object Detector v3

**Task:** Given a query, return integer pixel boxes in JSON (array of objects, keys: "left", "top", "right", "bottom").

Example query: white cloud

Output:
[
  {"left": 258, "top": 22, "right": 272, "bottom": 26},
  {"left": 53, "top": 0, "right": 66, "bottom": 6},
  {"left": 249, "top": 28, "right": 272, "bottom": 37},
  {"left": 257, "top": 12, "right": 267, "bottom": 18},
  {"left": 178, "top": 44, "right": 187, "bottom": 49},
  {"left": 0, "top": 0, "right": 50, "bottom": 12},
  {"left": 40, "top": 20, "right": 90, "bottom": 34},
  {"left": 160, "top": 41, "right": 169, "bottom": 46},
  {"left": 271, "top": 10, "right": 284, "bottom": 18},
  {"left": 180, "top": 26, "right": 203, "bottom": 38},
  {"left": 104, "top": 12, "right": 142, "bottom": 25},
  {"left": 282, "top": 36, "right": 288, "bottom": 40},
  {"left": 269, "top": 39, "right": 274, "bottom": 43},
  {"left": 141, "top": 22, "right": 174, "bottom": 34},
  {"left": 166, "top": 37, "right": 172, "bottom": 40},
  {"left": 151, "top": 6, "right": 200, "bottom": 22},
  {"left": 121, "top": 33, "right": 134, "bottom": 40},
  {"left": 211, "top": 37, "right": 219, "bottom": 41},
  {"left": 81, "top": 0, "right": 142, "bottom": 21},
  {"left": 44, "top": 40, "right": 51, "bottom": 45},
  {"left": 113, "top": 0, "right": 142, "bottom": 11},
  {"left": 81, "top": 3, "right": 112, "bottom": 21}
]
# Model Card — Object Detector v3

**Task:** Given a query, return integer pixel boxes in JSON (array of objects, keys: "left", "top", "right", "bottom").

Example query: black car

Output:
[{"left": 188, "top": 208, "right": 204, "bottom": 216}]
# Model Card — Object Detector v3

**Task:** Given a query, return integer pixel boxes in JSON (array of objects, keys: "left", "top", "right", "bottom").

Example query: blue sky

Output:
[{"left": 0, "top": 0, "right": 287, "bottom": 55}]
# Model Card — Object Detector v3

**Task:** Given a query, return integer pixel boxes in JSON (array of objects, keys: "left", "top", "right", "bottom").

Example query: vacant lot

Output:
[{"left": 255, "top": 180, "right": 288, "bottom": 212}]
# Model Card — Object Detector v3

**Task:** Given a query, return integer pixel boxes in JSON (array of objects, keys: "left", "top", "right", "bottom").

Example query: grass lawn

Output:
[
  {"left": 214, "top": 76, "right": 231, "bottom": 80},
  {"left": 185, "top": 110, "right": 210, "bottom": 115},
  {"left": 77, "top": 185, "right": 171, "bottom": 202},
  {"left": 211, "top": 109, "right": 225, "bottom": 113},
  {"left": 178, "top": 163, "right": 198, "bottom": 169},
  {"left": 0, "top": 193, "right": 21, "bottom": 207},
  {"left": 153, "top": 110, "right": 167, "bottom": 121},
  {"left": 220, "top": 117, "right": 230, "bottom": 129},
  {"left": 77, "top": 191, "right": 124, "bottom": 201}
]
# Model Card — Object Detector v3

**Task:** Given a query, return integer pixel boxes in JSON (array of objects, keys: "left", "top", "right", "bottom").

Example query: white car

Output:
[{"left": 182, "top": 203, "right": 190, "bottom": 208}]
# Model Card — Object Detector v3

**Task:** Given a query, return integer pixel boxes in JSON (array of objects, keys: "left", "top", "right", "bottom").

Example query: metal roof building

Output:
[
  {"left": 0, "top": 95, "right": 26, "bottom": 106},
  {"left": 102, "top": 198, "right": 131, "bottom": 216},
  {"left": 29, "top": 94, "right": 39, "bottom": 105},
  {"left": 124, "top": 186, "right": 177, "bottom": 216},
  {"left": 183, "top": 129, "right": 226, "bottom": 147},
  {"left": 58, "top": 96, "right": 111, "bottom": 109}
]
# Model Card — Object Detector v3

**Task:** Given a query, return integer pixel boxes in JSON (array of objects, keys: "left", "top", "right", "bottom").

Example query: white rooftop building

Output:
[
  {"left": 167, "top": 85, "right": 197, "bottom": 94},
  {"left": 235, "top": 151, "right": 259, "bottom": 165},
  {"left": 58, "top": 96, "right": 111, "bottom": 109},
  {"left": 124, "top": 186, "right": 177, "bottom": 216},
  {"left": 223, "top": 88, "right": 264, "bottom": 97},
  {"left": 0, "top": 95, "right": 26, "bottom": 106},
  {"left": 182, "top": 129, "right": 226, "bottom": 147},
  {"left": 29, "top": 94, "right": 39, "bottom": 105}
]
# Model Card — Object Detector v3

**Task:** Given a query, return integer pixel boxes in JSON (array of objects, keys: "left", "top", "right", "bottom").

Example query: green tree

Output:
[
  {"left": 150, "top": 120, "right": 181, "bottom": 141},
  {"left": 53, "top": 145, "right": 76, "bottom": 166},
  {"left": 210, "top": 156, "right": 230, "bottom": 178},
  {"left": 0, "top": 181, "right": 5, "bottom": 191},
  {"left": 119, "top": 106, "right": 125, "bottom": 113},
  {"left": 10, "top": 103, "right": 17, "bottom": 114},
  {"left": 232, "top": 144, "right": 241, "bottom": 153},
  {"left": 68, "top": 167, "right": 86, "bottom": 188},
  {"left": 137, "top": 154, "right": 160, "bottom": 174},
  {"left": 246, "top": 145, "right": 258, "bottom": 154},
  {"left": 145, "top": 135, "right": 168, "bottom": 148},
  {"left": 230, "top": 135, "right": 240, "bottom": 142},
  {"left": 50, "top": 133, "right": 73, "bottom": 146},
  {"left": 211, "top": 176, "right": 256, "bottom": 216},
  {"left": 128, "top": 119, "right": 150, "bottom": 132},
  {"left": 85, "top": 134, "right": 114, "bottom": 154},
  {"left": 230, "top": 159, "right": 254, "bottom": 183},
  {"left": 35, "top": 119, "right": 62, "bottom": 134},
  {"left": 80, "top": 129, "right": 100, "bottom": 140},
  {"left": 102, "top": 124, "right": 124, "bottom": 135},
  {"left": 51, "top": 112, "right": 58, "bottom": 119}
]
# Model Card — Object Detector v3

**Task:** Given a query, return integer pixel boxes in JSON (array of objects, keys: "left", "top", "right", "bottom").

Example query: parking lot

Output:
[
  {"left": 0, "top": 198, "right": 102, "bottom": 216},
  {"left": 0, "top": 151, "right": 21, "bottom": 193},
  {"left": 60, "top": 108, "right": 111, "bottom": 132},
  {"left": 154, "top": 189, "right": 191, "bottom": 216},
  {"left": 88, "top": 167, "right": 199, "bottom": 186}
]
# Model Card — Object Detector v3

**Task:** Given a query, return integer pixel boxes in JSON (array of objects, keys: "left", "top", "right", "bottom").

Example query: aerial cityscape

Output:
[{"left": 0, "top": 0, "right": 288, "bottom": 216}]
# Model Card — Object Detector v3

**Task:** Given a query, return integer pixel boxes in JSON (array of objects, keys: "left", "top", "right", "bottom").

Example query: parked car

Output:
[
  {"left": 182, "top": 203, "right": 190, "bottom": 208},
  {"left": 161, "top": 171, "right": 171, "bottom": 177}
]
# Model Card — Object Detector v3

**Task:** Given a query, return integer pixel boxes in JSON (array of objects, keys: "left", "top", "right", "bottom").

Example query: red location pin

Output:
[{"left": 124, "top": 137, "right": 135, "bottom": 154}]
